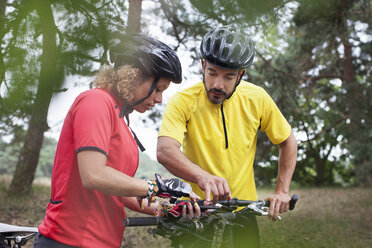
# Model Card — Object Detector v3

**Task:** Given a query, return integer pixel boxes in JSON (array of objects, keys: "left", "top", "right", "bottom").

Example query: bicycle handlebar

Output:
[
  {"left": 0, "top": 223, "right": 38, "bottom": 248},
  {"left": 123, "top": 216, "right": 158, "bottom": 226},
  {"left": 123, "top": 194, "right": 299, "bottom": 227},
  {"left": 177, "top": 194, "right": 298, "bottom": 213},
  {"left": 123, "top": 194, "right": 299, "bottom": 248}
]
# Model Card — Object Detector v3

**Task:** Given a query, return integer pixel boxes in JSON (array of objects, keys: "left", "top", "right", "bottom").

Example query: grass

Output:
[
  {"left": 0, "top": 177, "right": 371, "bottom": 248},
  {"left": 257, "top": 188, "right": 372, "bottom": 248}
]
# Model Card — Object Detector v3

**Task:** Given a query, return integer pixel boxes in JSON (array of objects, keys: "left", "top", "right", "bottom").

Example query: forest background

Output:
[{"left": 0, "top": 0, "right": 371, "bottom": 195}]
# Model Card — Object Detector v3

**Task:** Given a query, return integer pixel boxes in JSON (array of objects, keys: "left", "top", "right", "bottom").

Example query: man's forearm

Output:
[
  {"left": 157, "top": 136, "right": 207, "bottom": 183},
  {"left": 276, "top": 132, "right": 297, "bottom": 194},
  {"left": 157, "top": 136, "right": 232, "bottom": 202}
]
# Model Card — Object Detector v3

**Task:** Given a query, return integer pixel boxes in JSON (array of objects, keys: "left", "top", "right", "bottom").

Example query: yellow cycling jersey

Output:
[{"left": 158, "top": 81, "right": 291, "bottom": 201}]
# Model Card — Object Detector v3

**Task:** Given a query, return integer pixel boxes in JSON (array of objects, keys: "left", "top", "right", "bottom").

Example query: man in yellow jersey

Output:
[{"left": 157, "top": 26, "right": 297, "bottom": 248}]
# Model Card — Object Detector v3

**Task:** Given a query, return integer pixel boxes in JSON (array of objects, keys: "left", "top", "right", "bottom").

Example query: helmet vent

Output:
[
  {"left": 217, "top": 29, "right": 225, "bottom": 37},
  {"left": 231, "top": 45, "right": 241, "bottom": 61},
  {"left": 200, "top": 26, "right": 255, "bottom": 69},
  {"left": 206, "top": 38, "right": 211, "bottom": 55},
  {"left": 226, "top": 34, "right": 234, "bottom": 44},
  {"left": 221, "top": 47, "right": 229, "bottom": 60},
  {"left": 213, "top": 40, "right": 221, "bottom": 57},
  {"left": 241, "top": 48, "right": 251, "bottom": 63}
]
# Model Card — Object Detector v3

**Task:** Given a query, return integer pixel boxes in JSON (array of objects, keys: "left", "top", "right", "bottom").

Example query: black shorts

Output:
[{"left": 33, "top": 233, "right": 76, "bottom": 248}]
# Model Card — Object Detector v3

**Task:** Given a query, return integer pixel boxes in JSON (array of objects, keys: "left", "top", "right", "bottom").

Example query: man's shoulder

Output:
[
  {"left": 238, "top": 80, "right": 266, "bottom": 94},
  {"left": 236, "top": 80, "right": 270, "bottom": 100}
]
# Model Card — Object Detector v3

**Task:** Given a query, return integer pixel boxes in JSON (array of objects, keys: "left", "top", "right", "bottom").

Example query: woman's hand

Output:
[
  {"left": 155, "top": 173, "right": 192, "bottom": 199},
  {"left": 181, "top": 200, "right": 201, "bottom": 220},
  {"left": 154, "top": 200, "right": 201, "bottom": 220}
]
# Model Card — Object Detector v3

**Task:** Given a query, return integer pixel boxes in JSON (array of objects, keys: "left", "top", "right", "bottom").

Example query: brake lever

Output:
[{"left": 247, "top": 201, "right": 281, "bottom": 220}]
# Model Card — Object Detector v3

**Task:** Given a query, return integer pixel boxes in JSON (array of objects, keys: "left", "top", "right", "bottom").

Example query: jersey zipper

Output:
[{"left": 220, "top": 104, "right": 228, "bottom": 149}]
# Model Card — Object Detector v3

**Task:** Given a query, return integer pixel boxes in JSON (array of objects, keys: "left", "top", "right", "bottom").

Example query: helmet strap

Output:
[
  {"left": 235, "top": 69, "right": 245, "bottom": 88},
  {"left": 131, "top": 76, "right": 160, "bottom": 106},
  {"left": 119, "top": 76, "right": 160, "bottom": 118},
  {"left": 118, "top": 76, "right": 160, "bottom": 152},
  {"left": 226, "top": 70, "right": 245, "bottom": 100}
]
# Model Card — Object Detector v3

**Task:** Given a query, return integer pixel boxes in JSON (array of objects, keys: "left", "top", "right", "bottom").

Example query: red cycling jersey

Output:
[{"left": 38, "top": 88, "right": 139, "bottom": 248}]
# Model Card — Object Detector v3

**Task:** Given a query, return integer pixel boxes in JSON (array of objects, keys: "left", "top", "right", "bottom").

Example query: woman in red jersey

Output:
[{"left": 34, "top": 33, "right": 199, "bottom": 248}]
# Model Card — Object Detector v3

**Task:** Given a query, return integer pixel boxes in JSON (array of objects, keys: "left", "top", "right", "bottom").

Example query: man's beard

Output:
[
  {"left": 202, "top": 78, "right": 229, "bottom": 104},
  {"left": 207, "top": 88, "right": 227, "bottom": 104}
]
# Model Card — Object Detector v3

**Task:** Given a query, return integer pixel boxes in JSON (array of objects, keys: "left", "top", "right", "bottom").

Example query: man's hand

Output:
[
  {"left": 196, "top": 173, "right": 232, "bottom": 205},
  {"left": 265, "top": 193, "right": 291, "bottom": 221}
]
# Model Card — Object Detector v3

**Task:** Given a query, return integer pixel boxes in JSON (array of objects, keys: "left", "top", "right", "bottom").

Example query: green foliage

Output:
[
  {"left": 1, "top": 0, "right": 132, "bottom": 194},
  {"left": 247, "top": 0, "right": 371, "bottom": 186},
  {"left": 0, "top": 138, "right": 22, "bottom": 175},
  {"left": 0, "top": 0, "right": 128, "bottom": 136},
  {"left": 136, "top": 152, "right": 173, "bottom": 180},
  {"left": 190, "top": 0, "right": 285, "bottom": 25},
  {"left": 0, "top": 126, "right": 25, "bottom": 175},
  {"left": 151, "top": 0, "right": 372, "bottom": 186},
  {"left": 0, "top": 131, "right": 57, "bottom": 178},
  {"left": 1, "top": 0, "right": 371, "bottom": 188},
  {"left": 35, "top": 136, "right": 57, "bottom": 178}
]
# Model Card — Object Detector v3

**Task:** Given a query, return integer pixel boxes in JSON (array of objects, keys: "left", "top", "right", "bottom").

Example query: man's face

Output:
[{"left": 202, "top": 61, "right": 244, "bottom": 104}]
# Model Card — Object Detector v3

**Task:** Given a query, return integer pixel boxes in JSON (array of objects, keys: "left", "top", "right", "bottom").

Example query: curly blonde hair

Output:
[{"left": 94, "top": 65, "right": 150, "bottom": 103}]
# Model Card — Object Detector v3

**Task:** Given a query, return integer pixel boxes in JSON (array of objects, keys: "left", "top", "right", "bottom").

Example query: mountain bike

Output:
[
  {"left": 0, "top": 223, "right": 38, "bottom": 248},
  {"left": 123, "top": 194, "right": 298, "bottom": 248}
]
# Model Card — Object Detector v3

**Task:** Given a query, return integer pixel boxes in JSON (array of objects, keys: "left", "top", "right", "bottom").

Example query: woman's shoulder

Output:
[
  {"left": 76, "top": 88, "right": 114, "bottom": 103},
  {"left": 78, "top": 88, "right": 111, "bottom": 98},
  {"left": 70, "top": 88, "right": 118, "bottom": 113}
]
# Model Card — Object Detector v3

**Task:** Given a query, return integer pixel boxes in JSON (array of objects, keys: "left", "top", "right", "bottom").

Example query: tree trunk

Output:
[
  {"left": 0, "top": 0, "right": 7, "bottom": 87},
  {"left": 315, "top": 159, "right": 325, "bottom": 185},
  {"left": 9, "top": 1, "right": 58, "bottom": 194},
  {"left": 127, "top": 0, "right": 142, "bottom": 33}
]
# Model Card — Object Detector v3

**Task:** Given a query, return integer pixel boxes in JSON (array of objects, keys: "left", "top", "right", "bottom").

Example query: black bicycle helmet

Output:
[
  {"left": 110, "top": 34, "right": 182, "bottom": 152},
  {"left": 200, "top": 26, "right": 255, "bottom": 69},
  {"left": 110, "top": 33, "right": 182, "bottom": 83}
]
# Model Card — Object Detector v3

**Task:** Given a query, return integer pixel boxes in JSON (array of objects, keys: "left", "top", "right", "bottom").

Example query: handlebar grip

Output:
[
  {"left": 175, "top": 200, "right": 205, "bottom": 206},
  {"left": 289, "top": 194, "right": 298, "bottom": 210},
  {"left": 122, "top": 217, "right": 158, "bottom": 227},
  {"left": 264, "top": 194, "right": 299, "bottom": 210}
]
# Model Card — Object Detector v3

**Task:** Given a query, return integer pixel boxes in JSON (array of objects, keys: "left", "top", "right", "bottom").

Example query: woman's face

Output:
[{"left": 132, "top": 77, "right": 171, "bottom": 113}]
